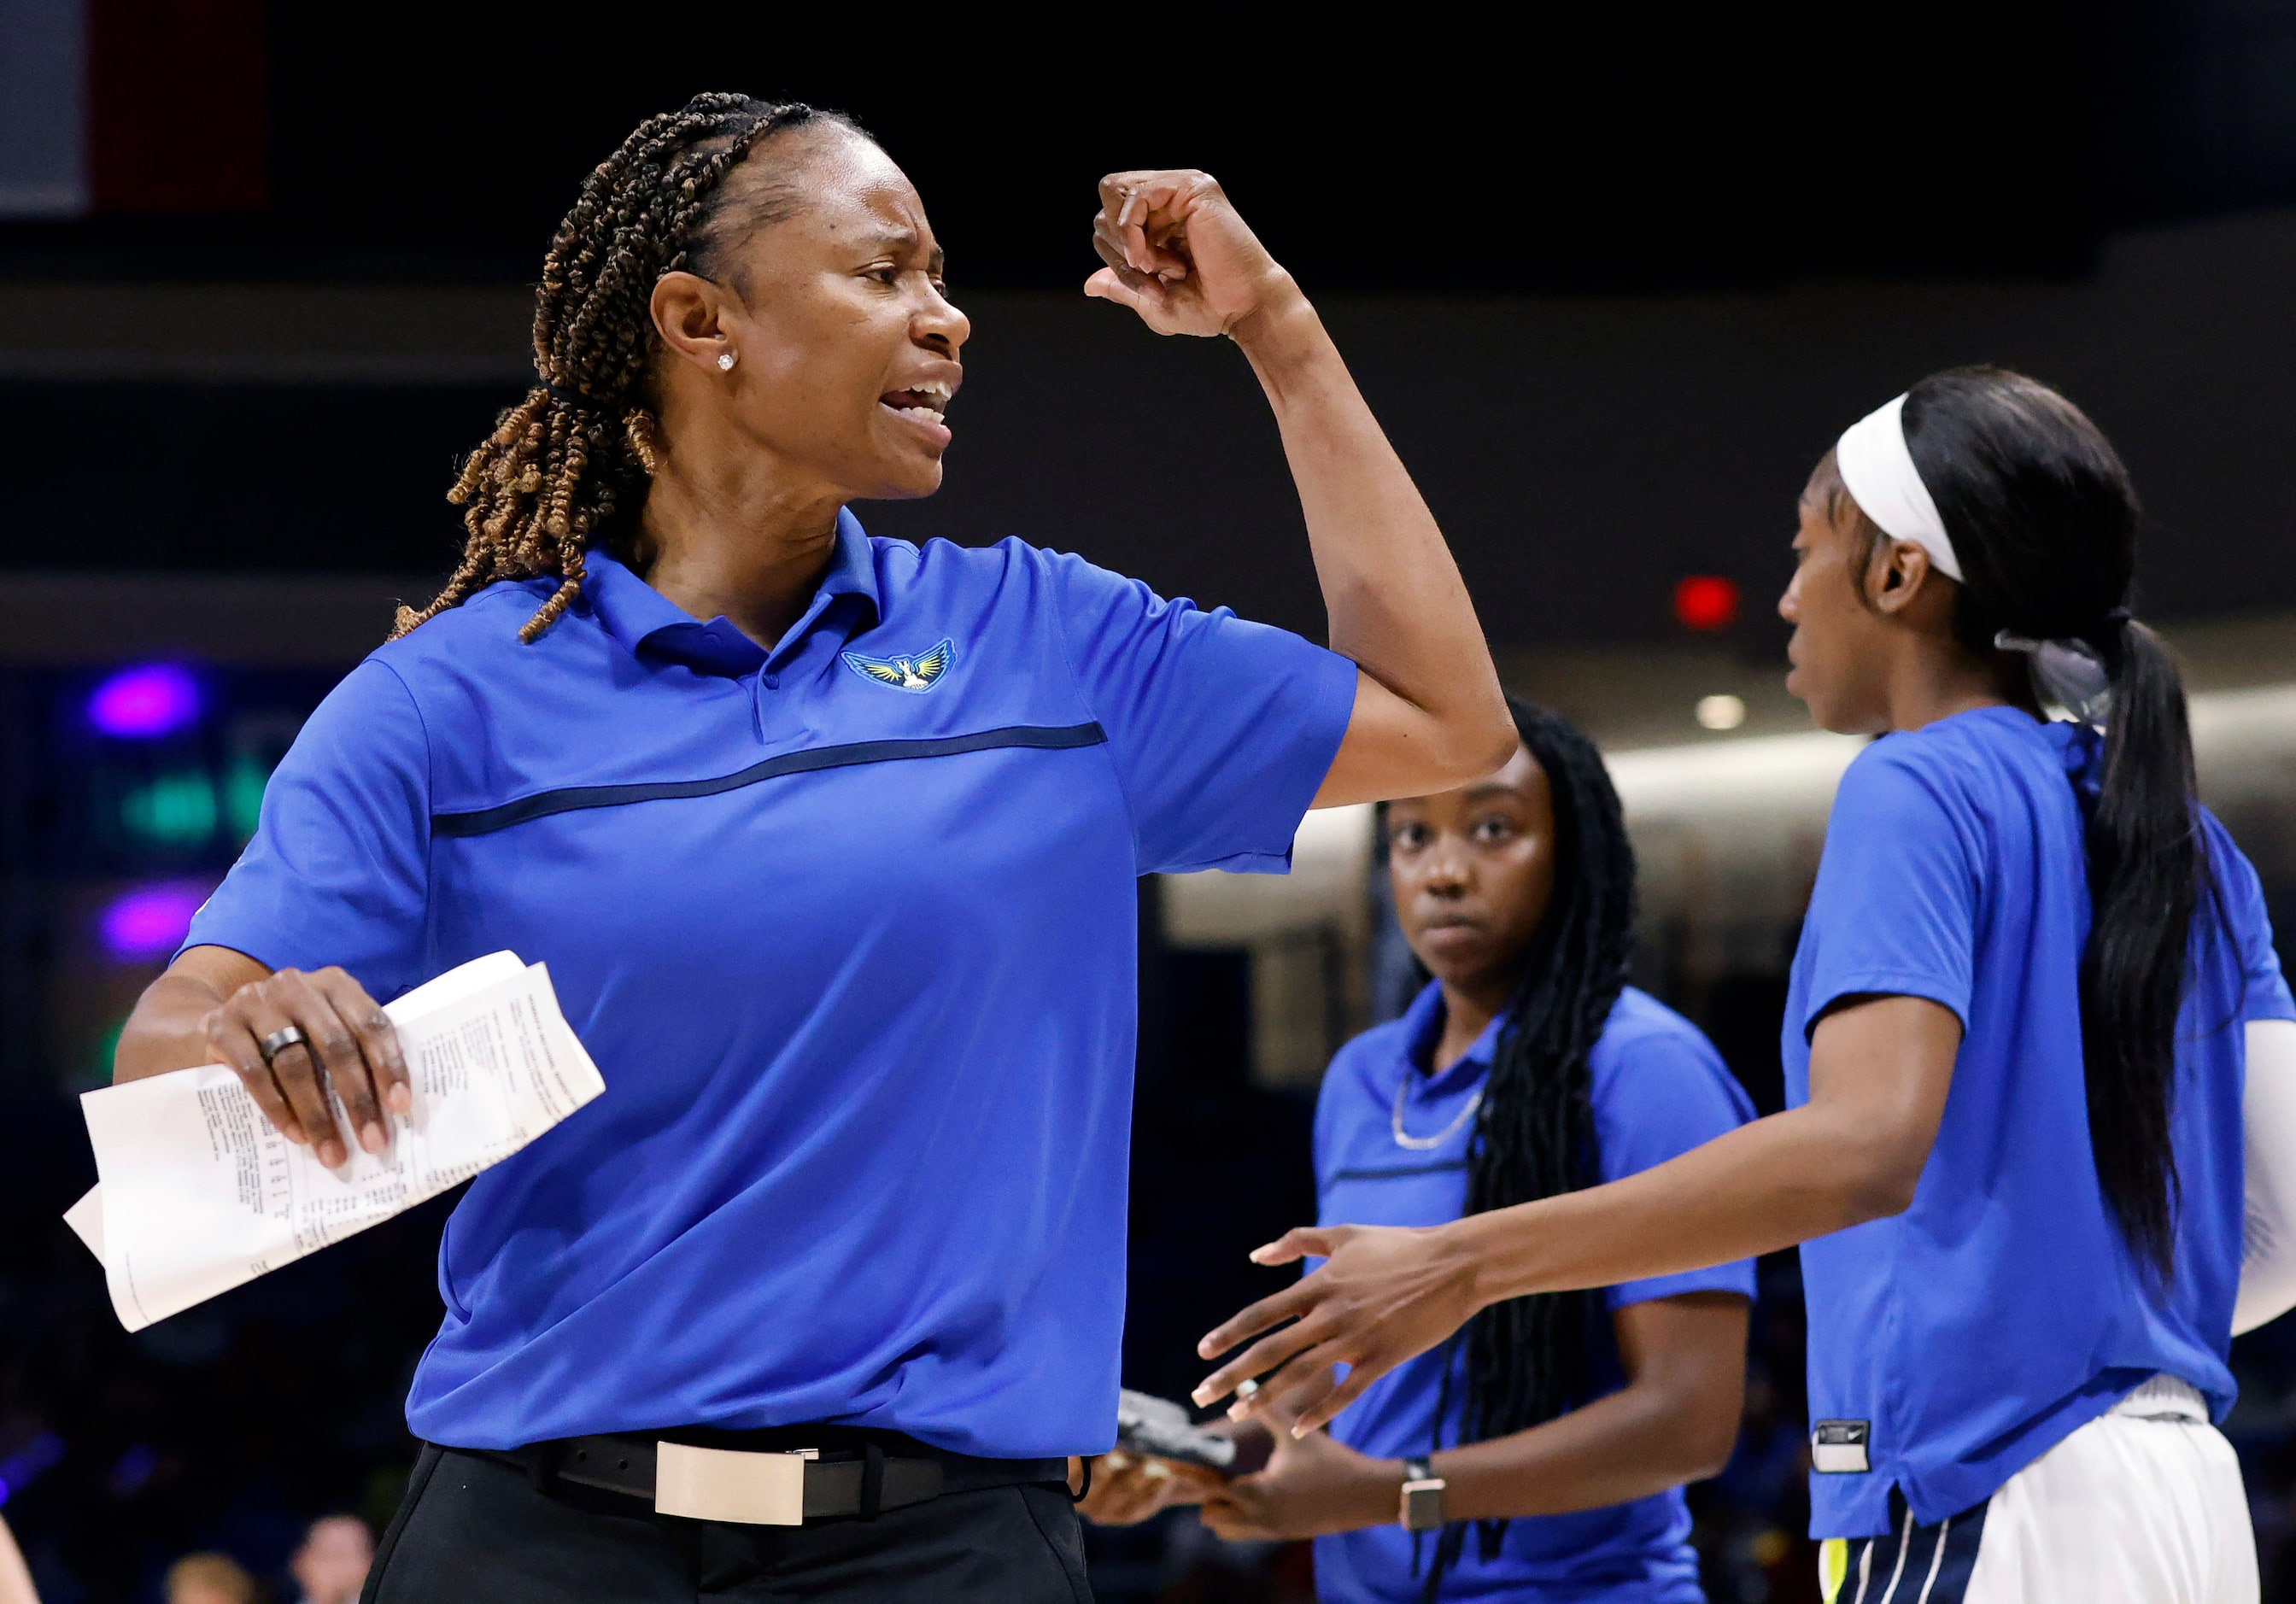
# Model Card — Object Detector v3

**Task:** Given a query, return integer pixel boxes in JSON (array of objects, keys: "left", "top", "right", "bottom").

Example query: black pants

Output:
[{"left": 362, "top": 1444, "right": 1095, "bottom": 1602}]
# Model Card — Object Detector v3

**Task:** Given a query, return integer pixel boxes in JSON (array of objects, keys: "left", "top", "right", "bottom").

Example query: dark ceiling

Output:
[
  {"left": 7, "top": 2, "right": 2293, "bottom": 290},
  {"left": 7, "top": 1, "right": 2296, "bottom": 637}
]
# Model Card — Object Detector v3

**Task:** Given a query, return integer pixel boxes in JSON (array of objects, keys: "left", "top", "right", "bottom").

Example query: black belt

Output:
[{"left": 460, "top": 1425, "right": 1068, "bottom": 1526}]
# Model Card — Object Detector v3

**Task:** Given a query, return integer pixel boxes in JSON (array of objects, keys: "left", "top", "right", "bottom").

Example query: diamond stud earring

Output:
[{"left": 717, "top": 352, "right": 736, "bottom": 372}]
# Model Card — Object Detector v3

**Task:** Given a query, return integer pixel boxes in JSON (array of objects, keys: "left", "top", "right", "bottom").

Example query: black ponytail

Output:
[
  {"left": 1420, "top": 698, "right": 1637, "bottom": 1598},
  {"left": 1901, "top": 366, "right": 2202, "bottom": 1279}
]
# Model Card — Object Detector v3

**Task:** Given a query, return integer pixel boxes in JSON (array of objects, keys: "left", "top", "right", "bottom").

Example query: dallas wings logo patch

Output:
[{"left": 841, "top": 638, "right": 956, "bottom": 694}]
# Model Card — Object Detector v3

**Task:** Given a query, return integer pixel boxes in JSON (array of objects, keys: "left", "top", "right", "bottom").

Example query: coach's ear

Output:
[{"left": 651, "top": 270, "right": 738, "bottom": 379}]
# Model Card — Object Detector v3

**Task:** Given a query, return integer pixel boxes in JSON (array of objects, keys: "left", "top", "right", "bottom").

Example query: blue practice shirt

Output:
[
  {"left": 1312, "top": 982, "right": 1757, "bottom": 1603},
  {"left": 184, "top": 511, "right": 1356, "bottom": 1456},
  {"left": 1786, "top": 706, "right": 2296, "bottom": 1537}
]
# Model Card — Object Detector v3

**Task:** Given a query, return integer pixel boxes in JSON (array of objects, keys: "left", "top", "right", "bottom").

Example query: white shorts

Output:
[{"left": 1820, "top": 1375, "right": 2258, "bottom": 1604}]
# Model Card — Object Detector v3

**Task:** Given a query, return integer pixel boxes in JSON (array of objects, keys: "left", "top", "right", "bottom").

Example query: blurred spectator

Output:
[
  {"left": 286, "top": 1515, "right": 372, "bottom": 1604},
  {"left": 0, "top": 1515, "right": 38, "bottom": 1604},
  {"left": 164, "top": 1554, "right": 258, "bottom": 1604}
]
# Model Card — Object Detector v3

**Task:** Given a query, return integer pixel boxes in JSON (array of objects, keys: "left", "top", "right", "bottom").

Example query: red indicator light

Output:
[{"left": 1673, "top": 576, "right": 1739, "bottom": 632}]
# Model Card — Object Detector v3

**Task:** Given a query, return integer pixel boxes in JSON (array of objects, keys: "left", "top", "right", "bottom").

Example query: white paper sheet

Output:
[
  {"left": 63, "top": 1187, "right": 102, "bottom": 1258},
  {"left": 67, "top": 951, "right": 603, "bottom": 1332}
]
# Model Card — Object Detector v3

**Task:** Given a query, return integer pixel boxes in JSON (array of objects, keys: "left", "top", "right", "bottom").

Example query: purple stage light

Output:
[
  {"left": 0, "top": 1433, "right": 64, "bottom": 1508},
  {"left": 88, "top": 664, "right": 202, "bottom": 738},
  {"left": 100, "top": 883, "right": 208, "bottom": 959}
]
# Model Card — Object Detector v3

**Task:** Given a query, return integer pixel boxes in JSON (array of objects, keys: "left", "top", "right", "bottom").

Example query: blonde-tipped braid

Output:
[{"left": 391, "top": 93, "right": 840, "bottom": 644}]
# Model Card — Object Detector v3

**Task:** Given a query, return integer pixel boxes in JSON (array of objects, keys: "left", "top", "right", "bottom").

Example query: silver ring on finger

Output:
[
  {"left": 1235, "top": 1378, "right": 1260, "bottom": 1401},
  {"left": 260, "top": 1024, "right": 308, "bottom": 1065}
]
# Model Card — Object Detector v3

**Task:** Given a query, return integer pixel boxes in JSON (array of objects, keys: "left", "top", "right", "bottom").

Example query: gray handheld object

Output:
[{"left": 1116, "top": 1389, "right": 1274, "bottom": 1475}]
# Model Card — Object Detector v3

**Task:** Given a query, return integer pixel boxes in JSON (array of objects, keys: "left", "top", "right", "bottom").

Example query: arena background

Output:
[{"left": 4, "top": 5, "right": 2296, "bottom": 1600}]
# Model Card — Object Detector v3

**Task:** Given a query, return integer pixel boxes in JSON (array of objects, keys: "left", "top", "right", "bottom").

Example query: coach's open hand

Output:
[
  {"left": 1192, "top": 1221, "right": 1485, "bottom": 1437},
  {"left": 1084, "top": 170, "right": 1300, "bottom": 342}
]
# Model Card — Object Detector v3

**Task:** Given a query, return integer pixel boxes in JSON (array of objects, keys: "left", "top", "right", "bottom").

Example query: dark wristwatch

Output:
[{"left": 1399, "top": 1455, "right": 1446, "bottom": 1531}]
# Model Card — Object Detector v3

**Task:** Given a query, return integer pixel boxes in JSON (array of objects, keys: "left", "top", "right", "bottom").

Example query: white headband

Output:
[{"left": 1833, "top": 393, "right": 1963, "bottom": 582}]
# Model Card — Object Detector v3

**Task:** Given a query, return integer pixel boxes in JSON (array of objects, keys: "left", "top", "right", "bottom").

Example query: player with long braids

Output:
[
  {"left": 113, "top": 94, "right": 1514, "bottom": 1598},
  {"left": 1085, "top": 700, "right": 1755, "bottom": 1602},
  {"left": 1198, "top": 370, "right": 2296, "bottom": 1602}
]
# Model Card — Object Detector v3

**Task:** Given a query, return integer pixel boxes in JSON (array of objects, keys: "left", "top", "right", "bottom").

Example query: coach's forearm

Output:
[
  {"left": 1231, "top": 290, "right": 1511, "bottom": 782},
  {"left": 115, "top": 945, "right": 268, "bottom": 1083},
  {"left": 1446, "top": 1103, "right": 1915, "bottom": 1308},
  {"left": 115, "top": 973, "right": 232, "bottom": 1082}
]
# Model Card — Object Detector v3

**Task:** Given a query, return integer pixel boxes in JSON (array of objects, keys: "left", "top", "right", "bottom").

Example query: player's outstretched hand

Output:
[
  {"left": 1084, "top": 170, "right": 1301, "bottom": 340},
  {"left": 1190, "top": 1222, "right": 1485, "bottom": 1437}
]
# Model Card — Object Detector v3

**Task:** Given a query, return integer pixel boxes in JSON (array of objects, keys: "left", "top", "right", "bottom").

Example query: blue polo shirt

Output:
[
  {"left": 184, "top": 510, "right": 1356, "bottom": 1456},
  {"left": 1786, "top": 706, "right": 2296, "bottom": 1537},
  {"left": 1313, "top": 982, "right": 1756, "bottom": 1603}
]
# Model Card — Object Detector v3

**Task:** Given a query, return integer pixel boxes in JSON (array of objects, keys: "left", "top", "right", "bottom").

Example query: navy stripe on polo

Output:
[
  {"left": 184, "top": 509, "right": 1357, "bottom": 1457},
  {"left": 430, "top": 723, "right": 1110, "bottom": 836}
]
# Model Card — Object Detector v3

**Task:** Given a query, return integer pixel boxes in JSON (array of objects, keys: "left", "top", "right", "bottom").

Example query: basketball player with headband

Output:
[{"left": 1195, "top": 368, "right": 2296, "bottom": 1603}]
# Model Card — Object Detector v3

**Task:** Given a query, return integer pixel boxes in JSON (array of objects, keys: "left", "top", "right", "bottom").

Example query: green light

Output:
[
  {"left": 224, "top": 753, "right": 270, "bottom": 842},
  {"left": 76, "top": 1015, "right": 131, "bottom": 1091},
  {"left": 120, "top": 770, "right": 218, "bottom": 848}
]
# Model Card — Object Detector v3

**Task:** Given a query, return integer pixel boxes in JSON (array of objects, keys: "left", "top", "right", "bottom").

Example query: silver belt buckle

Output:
[{"left": 653, "top": 1441, "right": 806, "bottom": 1525}]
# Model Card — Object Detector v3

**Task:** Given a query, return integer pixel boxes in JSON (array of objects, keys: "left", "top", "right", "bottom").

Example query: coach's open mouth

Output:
[{"left": 880, "top": 382, "right": 952, "bottom": 429}]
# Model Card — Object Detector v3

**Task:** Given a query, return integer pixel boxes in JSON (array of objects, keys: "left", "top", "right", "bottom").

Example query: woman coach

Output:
[{"left": 111, "top": 95, "right": 1510, "bottom": 1599}]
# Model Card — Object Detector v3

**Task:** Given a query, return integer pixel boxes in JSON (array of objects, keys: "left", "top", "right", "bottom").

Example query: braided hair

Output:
[
  {"left": 391, "top": 93, "right": 852, "bottom": 644},
  {"left": 1420, "top": 698, "right": 1637, "bottom": 1597}
]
